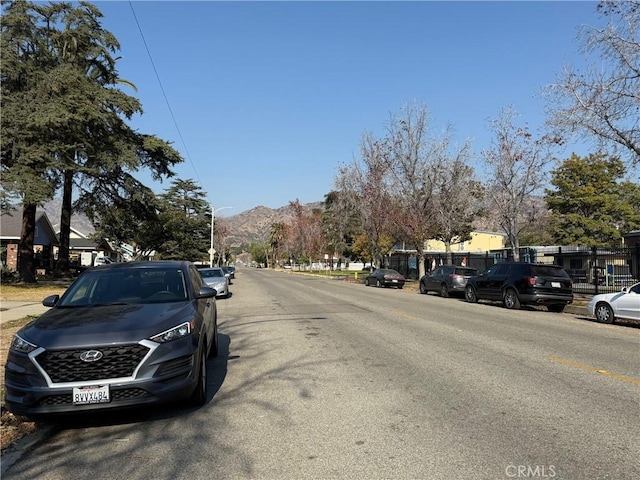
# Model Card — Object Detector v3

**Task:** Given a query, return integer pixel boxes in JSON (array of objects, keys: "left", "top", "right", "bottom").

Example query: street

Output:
[{"left": 3, "top": 267, "right": 639, "bottom": 480}]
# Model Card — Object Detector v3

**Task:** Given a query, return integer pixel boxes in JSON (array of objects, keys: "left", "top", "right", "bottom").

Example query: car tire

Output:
[
  {"left": 440, "top": 283, "right": 449, "bottom": 298},
  {"left": 376, "top": 279, "right": 381, "bottom": 288},
  {"left": 547, "top": 304, "right": 566, "bottom": 313},
  {"left": 594, "top": 303, "right": 615, "bottom": 324},
  {"left": 503, "top": 288, "right": 521, "bottom": 309},
  {"left": 419, "top": 282, "right": 427, "bottom": 294},
  {"left": 365, "top": 278, "right": 370, "bottom": 286},
  {"left": 465, "top": 285, "right": 477, "bottom": 303},
  {"left": 397, "top": 285, "right": 403, "bottom": 289},
  {"left": 189, "top": 348, "right": 207, "bottom": 406}
]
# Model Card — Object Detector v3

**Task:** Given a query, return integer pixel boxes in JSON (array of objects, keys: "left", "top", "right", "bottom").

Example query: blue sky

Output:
[{"left": 93, "top": 1, "right": 605, "bottom": 216}]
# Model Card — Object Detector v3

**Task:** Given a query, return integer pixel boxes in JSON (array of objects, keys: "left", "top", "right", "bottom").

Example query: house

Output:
[
  {"left": 0, "top": 207, "right": 59, "bottom": 273},
  {"left": 389, "top": 231, "right": 508, "bottom": 278},
  {"left": 1, "top": 202, "right": 119, "bottom": 273}
]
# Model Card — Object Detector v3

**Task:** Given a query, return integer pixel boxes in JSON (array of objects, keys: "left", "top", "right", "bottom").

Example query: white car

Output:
[
  {"left": 93, "top": 256, "right": 114, "bottom": 267},
  {"left": 587, "top": 282, "right": 640, "bottom": 323}
]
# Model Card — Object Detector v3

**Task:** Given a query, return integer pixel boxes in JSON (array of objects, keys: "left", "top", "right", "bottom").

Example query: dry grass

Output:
[
  {"left": 1, "top": 283, "right": 69, "bottom": 452},
  {"left": 1, "top": 284, "right": 68, "bottom": 303}
]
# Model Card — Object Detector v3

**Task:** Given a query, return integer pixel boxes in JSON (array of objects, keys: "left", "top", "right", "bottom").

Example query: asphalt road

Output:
[{"left": 3, "top": 268, "right": 639, "bottom": 480}]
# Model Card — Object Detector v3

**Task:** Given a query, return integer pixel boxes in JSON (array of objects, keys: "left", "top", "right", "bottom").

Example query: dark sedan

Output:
[
  {"left": 364, "top": 268, "right": 405, "bottom": 289},
  {"left": 4, "top": 260, "right": 218, "bottom": 417}
]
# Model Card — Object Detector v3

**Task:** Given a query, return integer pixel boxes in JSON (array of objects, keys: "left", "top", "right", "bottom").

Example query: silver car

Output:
[{"left": 199, "top": 267, "right": 230, "bottom": 298}]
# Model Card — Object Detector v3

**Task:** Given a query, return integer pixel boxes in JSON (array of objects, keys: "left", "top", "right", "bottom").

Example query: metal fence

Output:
[{"left": 389, "top": 245, "right": 640, "bottom": 295}]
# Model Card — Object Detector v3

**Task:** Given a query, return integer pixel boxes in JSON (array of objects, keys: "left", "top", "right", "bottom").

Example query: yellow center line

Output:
[
  {"left": 392, "top": 310, "right": 418, "bottom": 321},
  {"left": 548, "top": 355, "right": 640, "bottom": 386}
]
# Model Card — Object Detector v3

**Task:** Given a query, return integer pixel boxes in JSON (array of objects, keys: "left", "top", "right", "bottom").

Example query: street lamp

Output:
[{"left": 210, "top": 205, "right": 233, "bottom": 267}]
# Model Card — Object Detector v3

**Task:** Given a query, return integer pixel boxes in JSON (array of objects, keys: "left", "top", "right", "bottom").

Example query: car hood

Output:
[{"left": 18, "top": 302, "right": 196, "bottom": 349}]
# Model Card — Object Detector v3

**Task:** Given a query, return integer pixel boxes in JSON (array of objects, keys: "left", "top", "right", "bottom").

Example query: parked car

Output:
[
  {"left": 587, "top": 282, "right": 640, "bottom": 323},
  {"left": 365, "top": 268, "right": 405, "bottom": 289},
  {"left": 199, "top": 267, "right": 230, "bottom": 298},
  {"left": 93, "top": 256, "right": 114, "bottom": 267},
  {"left": 4, "top": 260, "right": 218, "bottom": 417},
  {"left": 464, "top": 262, "right": 573, "bottom": 312},
  {"left": 221, "top": 266, "right": 235, "bottom": 283},
  {"left": 419, "top": 265, "right": 478, "bottom": 297}
]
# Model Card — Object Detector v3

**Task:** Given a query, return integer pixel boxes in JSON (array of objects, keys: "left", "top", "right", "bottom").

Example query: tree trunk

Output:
[
  {"left": 417, "top": 248, "right": 426, "bottom": 279},
  {"left": 445, "top": 240, "right": 453, "bottom": 265},
  {"left": 54, "top": 170, "right": 74, "bottom": 277},
  {"left": 18, "top": 203, "right": 37, "bottom": 283}
]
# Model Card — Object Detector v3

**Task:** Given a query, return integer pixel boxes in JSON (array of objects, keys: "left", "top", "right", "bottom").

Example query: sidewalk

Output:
[{"left": 0, "top": 302, "right": 51, "bottom": 324}]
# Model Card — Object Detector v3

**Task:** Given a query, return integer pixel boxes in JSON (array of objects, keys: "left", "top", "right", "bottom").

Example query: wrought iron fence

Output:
[{"left": 390, "top": 245, "right": 640, "bottom": 295}]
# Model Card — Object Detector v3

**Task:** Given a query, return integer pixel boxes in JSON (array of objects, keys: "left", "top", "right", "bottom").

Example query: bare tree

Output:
[
  {"left": 482, "top": 106, "right": 561, "bottom": 261},
  {"left": 385, "top": 102, "right": 472, "bottom": 279},
  {"left": 335, "top": 132, "right": 395, "bottom": 268},
  {"left": 433, "top": 158, "right": 484, "bottom": 264},
  {"left": 545, "top": 0, "right": 640, "bottom": 165}
]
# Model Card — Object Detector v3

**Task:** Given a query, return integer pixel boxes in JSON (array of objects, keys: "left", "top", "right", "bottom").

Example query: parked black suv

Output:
[{"left": 464, "top": 262, "right": 573, "bottom": 312}]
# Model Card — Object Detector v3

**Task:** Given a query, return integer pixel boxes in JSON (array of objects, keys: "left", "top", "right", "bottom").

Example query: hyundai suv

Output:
[{"left": 464, "top": 262, "right": 573, "bottom": 312}]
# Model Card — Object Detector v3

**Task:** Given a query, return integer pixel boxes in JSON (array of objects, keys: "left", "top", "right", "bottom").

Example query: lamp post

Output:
[{"left": 210, "top": 205, "right": 233, "bottom": 267}]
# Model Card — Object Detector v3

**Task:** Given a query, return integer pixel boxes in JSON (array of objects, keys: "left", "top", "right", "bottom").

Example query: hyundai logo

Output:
[{"left": 79, "top": 350, "right": 103, "bottom": 362}]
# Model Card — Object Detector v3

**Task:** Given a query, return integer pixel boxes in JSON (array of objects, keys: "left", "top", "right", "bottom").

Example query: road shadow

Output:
[{"left": 573, "top": 315, "right": 640, "bottom": 329}]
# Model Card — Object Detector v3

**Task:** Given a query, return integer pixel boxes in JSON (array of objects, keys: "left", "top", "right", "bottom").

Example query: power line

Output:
[{"left": 127, "top": 1, "right": 202, "bottom": 187}]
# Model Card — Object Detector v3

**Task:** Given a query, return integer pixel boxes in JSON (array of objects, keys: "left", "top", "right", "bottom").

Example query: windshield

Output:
[
  {"left": 200, "top": 269, "right": 225, "bottom": 278},
  {"left": 58, "top": 268, "right": 188, "bottom": 306}
]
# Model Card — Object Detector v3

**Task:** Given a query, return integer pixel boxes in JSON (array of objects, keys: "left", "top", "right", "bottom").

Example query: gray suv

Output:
[
  {"left": 419, "top": 265, "right": 478, "bottom": 297},
  {"left": 464, "top": 262, "right": 573, "bottom": 312}
]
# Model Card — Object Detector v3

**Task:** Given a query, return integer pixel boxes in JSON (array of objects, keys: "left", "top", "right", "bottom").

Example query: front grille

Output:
[
  {"left": 38, "top": 388, "right": 152, "bottom": 406},
  {"left": 36, "top": 344, "right": 150, "bottom": 383}
]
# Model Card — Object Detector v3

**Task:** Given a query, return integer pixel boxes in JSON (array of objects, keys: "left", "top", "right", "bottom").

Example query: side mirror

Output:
[
  {"left": 43, "top": 294, "right": 60, "bottom": 307},
  {"left": 197, "top": 286, "right": 217, "bottom": 298}
]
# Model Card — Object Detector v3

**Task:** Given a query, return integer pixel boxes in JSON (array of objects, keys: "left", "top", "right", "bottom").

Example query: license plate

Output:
[
  {"left": 551, "top": 282, "right": 561, "bottom": 288},
  {"left": 73, "top": 385, "right": 110, "bottom": 405}
]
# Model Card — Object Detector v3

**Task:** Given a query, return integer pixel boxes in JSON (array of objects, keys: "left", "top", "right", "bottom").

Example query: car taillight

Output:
[{"left": 525, "top": 276, "right": 537, "bottom": 286}]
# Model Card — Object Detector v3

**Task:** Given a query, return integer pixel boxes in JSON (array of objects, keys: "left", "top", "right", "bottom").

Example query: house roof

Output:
[{"left": 0, "top": 207, "right": 58, "bottom": 244}]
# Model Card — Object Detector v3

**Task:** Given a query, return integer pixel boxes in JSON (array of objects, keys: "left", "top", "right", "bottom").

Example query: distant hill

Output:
[
  {"left": 223, "top": 202, "right": 324, "bottom": 248},
  {"left": 42, "top": 198, "right": 324, "bottom": 247},
  {"left": 43, "top": 198, "right": 95, "bottom": 236}
]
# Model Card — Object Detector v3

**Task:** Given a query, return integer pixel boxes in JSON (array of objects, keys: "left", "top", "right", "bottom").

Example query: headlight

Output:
[
  {"left": 10, "top": 334, "right": 38, "bottom": 353},
  {"left": 150, "top": 322, "right": 191, "bottom": 343}
]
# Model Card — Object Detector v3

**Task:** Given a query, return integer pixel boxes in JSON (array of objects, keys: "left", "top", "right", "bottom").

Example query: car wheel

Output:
[
  {"left": 189, "top": 348, "right": 207, "bottom": 406},
  {"left": 465, "top": 285, "right": 477, "bottom": 303},
  {"left": 547, "top": 304, "right": 566, "bottom": 313},
  {"left": 376, "top": 279, "right": 381, "bottom": 287},
  {"left": 365, "top": 278, "right": 370, "bottom": 286},
  {"left": 595, "top": 303, "right": 615, "bottom": 324},
  {"left": 440, "top": 283, "right": 449, "bottom": 298},
  {"left": 503, "top": 288, "right": 521, "bottom": 309},
  {"left": 419, "top": 282, "right": 427, "bottom": 294},
  {"left": 397, "top": 285, "right": 403, "bottom": 289}
]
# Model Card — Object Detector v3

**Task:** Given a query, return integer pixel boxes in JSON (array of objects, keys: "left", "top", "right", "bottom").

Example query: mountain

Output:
[
  {"left": 223, "top": 202, "right": 324, "bottom": 248},
  {"left": 43, "top": 198, "right": 95, "bottom": 236},
  {"left": 42, "top": 198, "right": 324, "bottom": 248}
]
